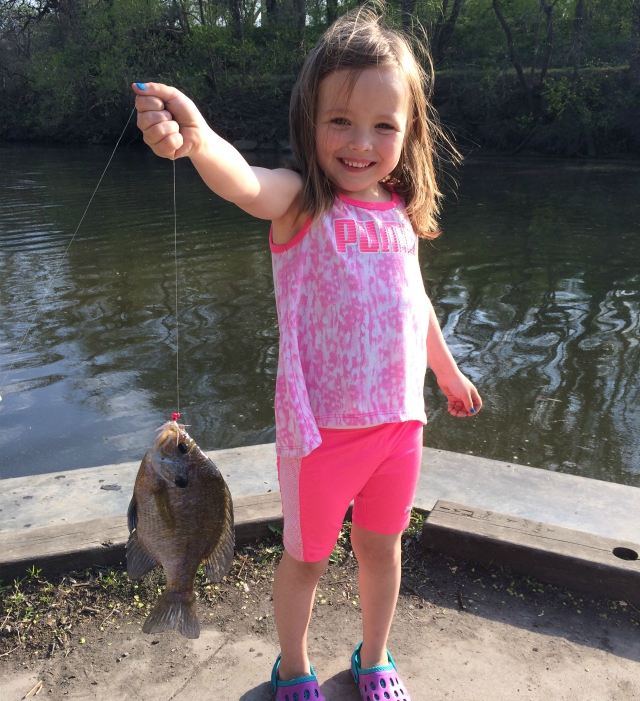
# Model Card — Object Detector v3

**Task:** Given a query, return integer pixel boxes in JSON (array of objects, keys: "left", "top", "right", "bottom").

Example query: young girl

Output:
[{"left": 133, "top": 7, "right": 481, "bottom": 700}]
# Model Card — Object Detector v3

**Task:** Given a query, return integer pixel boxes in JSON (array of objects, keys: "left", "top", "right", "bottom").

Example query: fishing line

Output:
[
  {"left": 0, "top": 106, "right": 137, "bottom": 403},
  {"left": 173, "top": 158, "right": 180, "bottom": 416}
]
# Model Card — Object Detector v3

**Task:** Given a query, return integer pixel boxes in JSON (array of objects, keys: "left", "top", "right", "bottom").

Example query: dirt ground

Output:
[{"left": 2, "top": 516, "right": 640, "bottom": 700}]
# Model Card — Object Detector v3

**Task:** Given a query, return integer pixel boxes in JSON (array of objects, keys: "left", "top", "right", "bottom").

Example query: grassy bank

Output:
[
  {"left": 1, "top": 0, "right": 639, "bottom": 156},
  {"left": 2, "top": 67, "right": 638, "bottom": 158},
  {"left": 2, "top": 511, "right": 638, "bottom": 663}
]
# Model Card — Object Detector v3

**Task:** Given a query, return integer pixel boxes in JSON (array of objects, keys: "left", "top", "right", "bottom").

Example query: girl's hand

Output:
[
  {"left": 132, "top": 82, "right": 208, "bottom": 160},
  {"left": 131, "top": 82, "right": 302, "bottom": 224},
  {"left": 436, "top": 370, "right": 482, "bottom": 417}
]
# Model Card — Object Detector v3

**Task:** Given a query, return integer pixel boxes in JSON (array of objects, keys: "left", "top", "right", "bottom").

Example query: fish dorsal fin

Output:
[
  {"left": 127, "top": 496, "right": 138, "bottom": 533},
  {"left": 203, "top": 483, "right": 235, "bottom": 583},
  {"left": 125, "top": 530, "right": 158, "bottom": 580}
]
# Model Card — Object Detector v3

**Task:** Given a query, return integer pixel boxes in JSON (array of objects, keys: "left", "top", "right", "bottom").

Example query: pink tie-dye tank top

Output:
[{"left": 270, "top": 191, "right": 429, "bottom": 458}]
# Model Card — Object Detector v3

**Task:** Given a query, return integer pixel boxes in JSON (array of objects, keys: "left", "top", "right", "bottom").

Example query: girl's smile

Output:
[{"left": 316, "top": 67, "right": 410, "bottom": 202}]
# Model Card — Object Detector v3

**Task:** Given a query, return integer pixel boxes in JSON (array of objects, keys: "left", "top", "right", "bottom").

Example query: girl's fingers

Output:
[
  {"left": 448, "top": 392, "right": 481, "bottom": 417},
  {"left": 132, "top": 82, "right": 201, "bottom": 127},
  {"left": 469, "top": 386, "right": 483, "bottom": 414},
  {"left": 157, "top": 133, "right": 184, "bottom": 159},
  {"left": 143, "top": 119, "right": 180, "bottom": 147},
  {"left": 132, "top": 82, "right": 204, "bottom": 160},
  {"left": 135, "top": 95, "right": 166, "bottom": 113},
  {"left": 144, "top": 125, "right": 183, "bottom": 159},
  {"left": 163, "top": 132, "right": 184, "bottom": 158},
  {"left": 132, "top": 81, "right": 182, "bottom": 103},
  {"left": 137, "top": 109, "right": 173, "bottom": 132}
]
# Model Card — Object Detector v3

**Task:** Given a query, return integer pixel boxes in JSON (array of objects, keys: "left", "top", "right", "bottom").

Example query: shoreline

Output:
[
  {"left": 3, "top": 445, "right": 640, "bottom": 541},
  {"left": 2, "top": 444, "right": 640, "bottom": 605}
]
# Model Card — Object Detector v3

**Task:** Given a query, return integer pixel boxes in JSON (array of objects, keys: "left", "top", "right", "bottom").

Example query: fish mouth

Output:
[{"left": 150, "top": 421, "right": 194, "bottom": 488}]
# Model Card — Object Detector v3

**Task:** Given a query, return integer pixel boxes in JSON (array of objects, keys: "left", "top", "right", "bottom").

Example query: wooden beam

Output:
[
  {"left": 422, "top": 501, "right": 640, "bottom": 605},
  {"left": 0, "top": 492, "right": 283, "bottom": 583}
]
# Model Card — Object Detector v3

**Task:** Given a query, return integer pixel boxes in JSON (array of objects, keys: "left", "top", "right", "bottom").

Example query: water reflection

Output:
[
  {"left": 0, "top": 145, "right": 280, "bottom": 477},
  {"left": 0, "top": 146, "right": 639, "bottom": 485},
  {"left": 422, "top": 159, "right": 640, "bottom": 485}
]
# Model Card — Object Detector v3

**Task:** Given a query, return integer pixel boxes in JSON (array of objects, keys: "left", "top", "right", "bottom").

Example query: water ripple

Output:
[{"left": 1, "top": 146, "right": 639, "bottom": 484}]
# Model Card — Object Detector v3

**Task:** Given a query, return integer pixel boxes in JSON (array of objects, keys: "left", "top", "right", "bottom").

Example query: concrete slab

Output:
[
  {"left": 0, "top": 444, "right": 278, "bottom": 531},
  {"left": 2, "top": 444, "right": 640, "bottom": 544},
  {"left": 422, "top": 501, "right": 640, "bottom": 605},
  {"left": 416, "top": 449, "right": 640, "bottom": 543},
  {"left": 0, "top": 493, "right": 284, "bottom": 582}
]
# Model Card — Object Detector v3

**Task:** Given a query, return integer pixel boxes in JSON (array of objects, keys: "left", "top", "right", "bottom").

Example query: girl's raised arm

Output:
[{"left": 133, "top": 83, "right": 302, "bottom": 222}]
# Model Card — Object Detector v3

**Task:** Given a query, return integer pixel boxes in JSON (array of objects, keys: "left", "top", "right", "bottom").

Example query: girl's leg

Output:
[
  {"left": 350, "top": 524, "right": 403, "bottom": 669},
  {"left": 273, "top": 549, "right": 330, "bottom": 681}
]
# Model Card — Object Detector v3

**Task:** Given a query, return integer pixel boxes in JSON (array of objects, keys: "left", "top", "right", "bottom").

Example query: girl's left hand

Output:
[{"left": 437, "top": 370, "right": 482, "bottom": 417}]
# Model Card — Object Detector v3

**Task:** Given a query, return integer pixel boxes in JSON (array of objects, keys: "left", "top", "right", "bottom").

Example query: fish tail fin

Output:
[{"left": 143, "top": 591, "right": 200, "bottom": 639}]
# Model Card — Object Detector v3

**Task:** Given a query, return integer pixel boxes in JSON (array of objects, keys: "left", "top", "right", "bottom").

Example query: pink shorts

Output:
[{"left": 276, "top": 421, "right": 423, "bottom": 562}]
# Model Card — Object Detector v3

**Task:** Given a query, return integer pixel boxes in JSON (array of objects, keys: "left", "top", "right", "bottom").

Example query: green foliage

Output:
[
  {"left": 0, "top": 0, "right": 639, "bottom": 153},
  {"left": 1, "top": 0, "right": 180, "bottom": 140},
  {"left": 405, "top": 509, "right": 425, "bottom": 538}
]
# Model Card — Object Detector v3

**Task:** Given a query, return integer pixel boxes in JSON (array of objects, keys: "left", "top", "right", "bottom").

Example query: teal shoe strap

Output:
[
  {"left": 271, "top": 654, "right": 318, "bottom": 694},
  {"left": 351, "top": 641, "right": 397, "bottom": 681}
]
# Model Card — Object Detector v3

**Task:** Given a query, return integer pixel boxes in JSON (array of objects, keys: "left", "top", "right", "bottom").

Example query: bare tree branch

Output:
[
  {"left": 401, "top": 0, "right": 417, "bottom": 32},
  {"left": 492, "top": 0, "right": 533, "bottom": 112},
  {"left": 325, "top": 0, "right": 336, "bottom": 26},
  {"left": 432, "top": 0, "right": 466, "bottom": 64},
  {"left": 631, "top": 0, "right": 640, "bottom": 78},
  {"left": 538, "top": 0, "right": 559, "bottom": 87},
  {"left": 570, "top": 0, "right": 585, "bottom": 82}
]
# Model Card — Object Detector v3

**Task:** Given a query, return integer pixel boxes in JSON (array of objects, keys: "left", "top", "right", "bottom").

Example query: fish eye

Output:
[
  {"left": 174, "top": 475, "right": 188, "bottom": 488},
  {"left": 177, "top": 442, "right": 188, "bottom": 454}
]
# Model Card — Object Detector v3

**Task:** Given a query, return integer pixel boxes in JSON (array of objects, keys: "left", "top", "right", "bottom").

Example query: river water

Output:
[{"left": 1, "top": 144, "right": 639, "bottom": 485}]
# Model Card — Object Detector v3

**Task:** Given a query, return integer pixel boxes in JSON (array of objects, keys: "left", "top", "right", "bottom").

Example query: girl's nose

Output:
[{"left": 349, "top": 128, "right": 373, "bottom": 152}]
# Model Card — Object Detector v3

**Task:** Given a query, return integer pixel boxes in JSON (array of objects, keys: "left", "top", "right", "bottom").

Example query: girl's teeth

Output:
[{"left": 342, "top": 160, "right": 369, "bottom": 168}]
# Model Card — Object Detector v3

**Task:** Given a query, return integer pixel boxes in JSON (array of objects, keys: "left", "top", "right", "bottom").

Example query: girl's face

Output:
[{"left": 315, "top": 66, "right": 409, "bottom": 202}]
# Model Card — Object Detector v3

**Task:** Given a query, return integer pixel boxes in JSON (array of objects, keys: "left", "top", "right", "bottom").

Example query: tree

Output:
[
  {"left": 265, "top": 0, "right": 278, "bottom": 25},
  {"left": 632, "top": 0, "right": 640, "bottom": 77},
  {"left": 492, "top": 0, "right": 533, "bottom": 112},
  {"left": 401, "top": 0, "right": 417, "bottom": 32},
  {"left": 536, "top": 0, "right": 558, "bottom": 87},
  {"left": 431, "top": 0, "right": 466, "bottom": 64},
  {"left": 492, "top": 0, "right": 559, "bottom": 114},
  {"left": 569, "top": 0, "right": 585, "bottom": 82},
  {"left": 228, "top": 0, "right": 241, "bottom": 35},
  {"left": 294, "top": 0, "right": 305, "bottom": 40}
]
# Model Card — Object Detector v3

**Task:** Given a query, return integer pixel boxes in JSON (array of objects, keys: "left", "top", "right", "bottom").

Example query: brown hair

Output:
[{"left": 289, "top": 2, "right": 457, "bottom": 239}]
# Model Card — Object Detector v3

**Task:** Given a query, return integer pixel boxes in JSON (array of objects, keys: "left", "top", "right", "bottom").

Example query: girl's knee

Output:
[
  {"left": 351, "top": 527, "right": 402, "bottom": 565},
  {"left": 279, "top": 550, "right": 329, "bottom": 584}
]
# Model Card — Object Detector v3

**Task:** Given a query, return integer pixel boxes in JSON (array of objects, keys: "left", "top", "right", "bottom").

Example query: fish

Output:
[{"left": 125, "top": 419, "right": 234, "bottom": 639}]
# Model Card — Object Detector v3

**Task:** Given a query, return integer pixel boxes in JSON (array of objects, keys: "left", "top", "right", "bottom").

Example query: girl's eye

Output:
[
  {"left": 376, "top": 123, "right": 396, "bottom": 131},
  {"left": 330, "top": 118, "right": 349, "bottom": 125}
]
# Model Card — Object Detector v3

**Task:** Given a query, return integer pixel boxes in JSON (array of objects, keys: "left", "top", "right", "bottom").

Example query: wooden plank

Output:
[
  {"left": 0, "top": 492, "right": 283, "bottom": 583},
  {"left": 234, "top": 491, "right": 283, "bottom": 543},
  {"left": 422, "top": 501, "right": 640, "bottom": 605}
]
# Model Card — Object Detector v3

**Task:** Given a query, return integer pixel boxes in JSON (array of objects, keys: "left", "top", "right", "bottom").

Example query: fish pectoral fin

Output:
[
  {"left": 127, "top": 496, "right": 138, "bottom": 533},
  {"left": 125, "top": 530, "right": 158, "bottom": 580},
  {"left": 143, "top": 591, "right": 200, "bottom": 639},
  {"left": 203, "top": 511, "right": 235, "bottom": 583}
]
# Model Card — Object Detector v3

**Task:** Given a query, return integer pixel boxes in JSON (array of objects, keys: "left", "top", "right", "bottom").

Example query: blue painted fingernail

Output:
[
  {"left": 470, "top": 407, "right": 476, "bottom": 413},
  {"left": 136, "top": 83, "right": 146, "bottom": 90}
]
